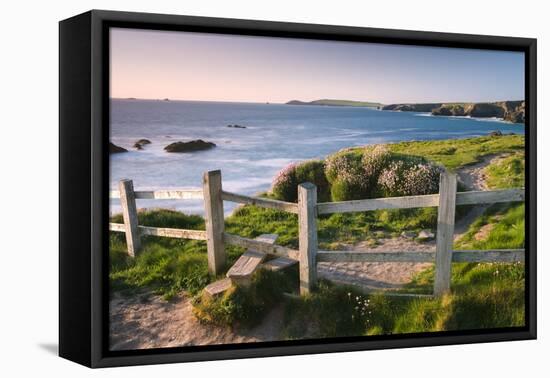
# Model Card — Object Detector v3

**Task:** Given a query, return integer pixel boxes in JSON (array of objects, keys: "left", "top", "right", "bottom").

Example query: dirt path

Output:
[
  {"left": 110, "top": 292, "right": 286, "bottom": 350},
  {"left": 453, "top": 154, "right": 507, "bottom": 239},
  {"left": 318, "top": 238, "right": 434, "bottom": 291}
]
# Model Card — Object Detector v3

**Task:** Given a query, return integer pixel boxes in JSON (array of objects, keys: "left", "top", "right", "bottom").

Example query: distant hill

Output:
[
  {"left": 382, "top": 100, "right": 525, "bottom": 123},
  {"left": 286, "top": 99, "right": 383, "bottom": 108}
]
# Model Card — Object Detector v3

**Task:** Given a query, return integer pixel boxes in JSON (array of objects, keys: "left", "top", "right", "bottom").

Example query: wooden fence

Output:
[{"left": 110, "top": 170, "right": 525, "bottom": 297}]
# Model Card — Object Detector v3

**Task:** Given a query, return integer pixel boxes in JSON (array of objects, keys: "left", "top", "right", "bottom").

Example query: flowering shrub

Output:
[
  {"left": 378, "top": 158, "right": 443, "bottom": 197},
  {"left": 272, "top": 147, "right": 443, "bottom": 203},
  {"left": 295, "top": 160, "right": 330, "bottom": 202},
  {"left": 362, "top": 145, "right": 392, "bottom": 178},
  {"left": 271, "top": 163, "right": 298, "bottom": 202},
  {"left": 271, "top": 160, "right": 329, "bottom": 202},
  {"left": 325, "top": 152, "right": 371, "bottom": 201}
]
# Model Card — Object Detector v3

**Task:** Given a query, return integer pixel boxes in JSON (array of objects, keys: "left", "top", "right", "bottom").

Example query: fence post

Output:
[
  {"left": 203, "top": 170, "right": 226, "bottom": 275},
  {"left": 434, "top": 172, "right": 457, "bottom": 297},
  {"left": 119, "top": 179, "right": 141, "bottom": 257},
  {"left": 298, "top": 182, "right": 318, "bottom": 295}
]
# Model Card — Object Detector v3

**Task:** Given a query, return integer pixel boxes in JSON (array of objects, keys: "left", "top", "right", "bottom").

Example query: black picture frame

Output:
[{"left": 59, "top": 9, "right": 537, "bottom": 368}]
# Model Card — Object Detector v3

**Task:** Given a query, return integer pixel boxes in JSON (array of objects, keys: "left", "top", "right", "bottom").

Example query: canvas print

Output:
[{"left": 108, "top": 27, "right": 526, "bottom": 351}]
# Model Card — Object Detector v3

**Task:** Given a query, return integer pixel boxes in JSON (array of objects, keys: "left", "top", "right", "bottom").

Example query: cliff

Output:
[{"left": 382, "top": 101, "right": 525, "bottom": 123}]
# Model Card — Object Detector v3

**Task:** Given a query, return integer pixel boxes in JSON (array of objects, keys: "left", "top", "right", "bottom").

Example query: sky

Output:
[{"left": 110, "top": 28, "right": 525, "bottom": 104}]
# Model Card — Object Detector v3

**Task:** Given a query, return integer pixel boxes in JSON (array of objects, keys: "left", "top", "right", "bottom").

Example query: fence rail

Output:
[
  {"left": 109, "top": 170, "right": 525, "bottom": 297},
  {"left": 221, "top": 191, "right": 299, "bottom": 213},
  {"left": 316, "top": 249, "right": 525, "bottom": 263},
  {"left": 110, "top": 188, "right": 203, "bottom": 200}
]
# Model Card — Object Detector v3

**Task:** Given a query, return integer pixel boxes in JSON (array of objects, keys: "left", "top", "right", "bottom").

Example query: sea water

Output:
[{"left": 110, "top": 99, "right": 524, "bottom": 215}]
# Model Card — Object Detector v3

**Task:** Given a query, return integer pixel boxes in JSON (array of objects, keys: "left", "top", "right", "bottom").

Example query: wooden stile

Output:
[
  {"left": 434, "top": 172, "right": 457, "bottom": 296},
  {"left": 226, "top": 234, "right": 278, "bottom": 287},
  {"left": 203, "top": 170, "right": 226, "bottom": 275},
  {"left": 118, "top": 179, "right": 141, "bottom": 257},
  {"left": 298, "top": 182, "right": 318, "bottom": 295},
  {"left": 223, "top": 233, "right": 299, "bottom": 260}
]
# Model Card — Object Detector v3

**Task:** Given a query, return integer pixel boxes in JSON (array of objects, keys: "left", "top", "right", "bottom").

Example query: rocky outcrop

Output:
[
  {"left": 384, "top": 100, "right": 525, "bottom": 123},
  {"left": 467, "top": 103, "right": 505, "bottom": 118},
  {"left": 133, "top": 139, "right": 152, "bottom": 150},
  {"left": 501, "top": 101, "right": 525, "bottom": 123},
  {"left": 382, "top": 103, "right": 442, "bottom": 112},
  {"left": 164, "top": 140, "right": 216, "bottom": 153},
  {"left": 110, "top": 142, "right": 127, "bottom": 154}
]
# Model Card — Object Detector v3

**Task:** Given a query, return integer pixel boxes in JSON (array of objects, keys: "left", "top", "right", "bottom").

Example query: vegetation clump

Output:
[
  {"left": 272, "top": 160, "right": 330, "bottom": 202},
  {"left": 193, "top": 268, "right": 297, "bottom": 327},
  {"left": 272, "top": 145, "right": 443, "bottom": 202}
]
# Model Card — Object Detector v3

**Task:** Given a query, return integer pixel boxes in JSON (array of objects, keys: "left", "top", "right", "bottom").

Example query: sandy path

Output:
[
  {"left": 454, "top": 154, "right": 507, "bottom": 239},
  {"left": 110, "top": 292, "right": 286, "bottom": 351},
  {"left": 318, "top": 238, "right": 434, "bottom": 291}
]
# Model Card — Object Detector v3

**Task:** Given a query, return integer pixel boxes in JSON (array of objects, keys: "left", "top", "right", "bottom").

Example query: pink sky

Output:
[{"left": 110, "top": 28, "right": 524, "bottom": 104}]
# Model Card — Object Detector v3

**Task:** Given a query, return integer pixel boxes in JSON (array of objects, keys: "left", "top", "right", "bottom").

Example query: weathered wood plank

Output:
[
  {"left": 254, "top": 234, "right": 279, "bottom": 244},
  {"left": 317, "top": 251, "right": 435, "bottom": 263},
  {"left": 139, "top": 226, "right": 207, "bottom": 240},
  {"left": 203, "top": 278, "right": 233, "bottom": 298},
  {"left": 452, "top": 249, "right": 525, "bottom": 263},
  {"left": 315, "top": 189, "right": 524, "bottom": 215},
  {"left": 223, "top": 233, "right": 300, "bottom": 260},
  {"left": 317, "top": 249, "right": 524, "bottom": 263},
  {"left": 456, "top": 189, "right": 524, "bottom": 205},
  {"left": 118, "top": 179, "right": 141, "bottom": 257},
  {"left": 317, "top": 194, "right": 439, "bottom": 215},
  {"left": 110, "top": 188, "right": 203, "bottom": 200},
  {"left": 109, "top": 223, "right": 207, "bottom": 240},
  {"left": 109, "top": 222, "right": 126, "bottom": 232},
  {"left": 227, "top": 250, "right": 266, "bottom": 286},
  {"left": 298, "top": 183, "right": 318, "bottom": 295},
  {"left": 203, "top": 170, "right": 226, "bottom": 275},
  {"left": 434, "top": 172, "right": 457, "bottom": 296},
  {"left": 263, "top": 257, "right": 298, "bottom": 272},
  {"left": 221, "top": 191, "right": 299, "bottom": 214},
  {"left": 226, "top": 234, "right": 278, "bottom": 286}
]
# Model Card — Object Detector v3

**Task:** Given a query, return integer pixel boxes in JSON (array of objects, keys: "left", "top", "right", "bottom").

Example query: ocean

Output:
[{"left": 110, "top": 99, "right": 524, "bottom": 215}]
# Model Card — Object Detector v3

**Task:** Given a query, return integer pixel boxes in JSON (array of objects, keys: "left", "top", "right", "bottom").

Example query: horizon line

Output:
[{"left": 110, "top": 96, "right": 525, "bottom": 105}]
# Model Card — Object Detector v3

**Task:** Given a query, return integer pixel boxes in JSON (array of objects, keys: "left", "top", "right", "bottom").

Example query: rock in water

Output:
[
  {"left": 110, "top": 142, "right": 127, "bottom": 153},
  {"left": 133, "top": 138, "right": 152, "bottom": 149},
  {"left": 164, "top": 140, "right": 216, "bottom": 153},
  {"left": 489, "top": 130, "right": 503, "bottom": 137}
]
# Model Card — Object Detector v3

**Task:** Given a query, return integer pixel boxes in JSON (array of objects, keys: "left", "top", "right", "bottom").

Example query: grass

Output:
[
  {"left": 109, "top": 134, "right": 526, "bottom": 335},
  {"left": 109, "top": 209, "right": 246, "bottom": 299},
  {"left": 367, "top": 134, "right": 524, "bottom": 170},
  {"left": 455, "top": 203, "right": 525, "bottom": 250},
  {"left": 193, "top": 268, "right": 298, "bottom": 327},
  {"left": 485, "top": 152, "right": 525, "bottom": 189},
  {"left": 283, "top": 261, "right": 524, "bottom": 339}
]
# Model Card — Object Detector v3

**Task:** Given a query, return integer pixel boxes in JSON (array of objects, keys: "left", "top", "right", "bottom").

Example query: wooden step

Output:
[
  {"left": 203, "top": 277, "right": 232, "bottom": 298},
  {"left": 227, "top": 234, "right": 278, "bottom": 286},
  {"left": 262, "top": 256, "right": 298, "bottom": 272}
]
